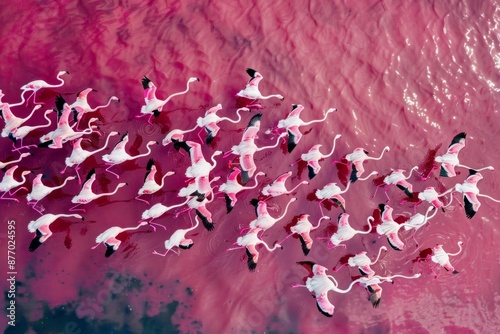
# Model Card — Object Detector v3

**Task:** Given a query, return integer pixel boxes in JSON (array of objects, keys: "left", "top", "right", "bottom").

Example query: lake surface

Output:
[{"left": 1, "top": 0, "right": 499, "bottom": 333}]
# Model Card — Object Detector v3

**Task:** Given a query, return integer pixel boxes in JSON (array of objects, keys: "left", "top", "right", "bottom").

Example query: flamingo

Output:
[
  {"left": 162, "top": 124, "right": 198, "bottom": 149},
  {"left": 136, "top": 159, "right": 175, "bottom": 204},
  {"left": 315, "top": 172, "right": 378, "bottom": 215},
  {"left": 9, "top": 109, "right": 54, "bottom": 151},
  {"left": 91, "top": 221, "right": 150, "bottom": 257},
  {"left": 0, "top": 152, "right": 30, "bottom": 169},
  {"left": 435, "top": 132, "right": 494, "bottom": 177},
  {"left": 280, "top": 215, "right": 330, "bottom": 255},
  {"left": 138, "top": 76, "right": 199, "bottom": 124},
  {"left": 411, "top": 186, "right": 454, "bottom": 211},
  {"left": 372, "top": 166, "right": 419, "bottom": 202},
  {"left": 27, "top": 213, "right": 83, "bottom": 252},
  {"left": 0, "top": 165, "right": 31, "bottom": 202},
  {"left": 261, "top": 171, "right": 309, "bottom": 198},
  {"left": 184, "top": 141, "right": 222, "bottom": 178},
  {"left": 293, "top": 134, "right": 342, "bottom": 179},
  {"left": 236, "top": 68, "right": 284, "bottom": 107},
  {"left": 276, "top": 104, "right": 336, "bottom": 153},
  {"left": 404, "top": 206, "right": 438, "bottom": 245},
  {"left": 219, "top": 169, "right": 265, "bottom": 213},
  {"left": 20, "top": 70, "right": 69, "bottom": 104},
  {"left": 68, "top": 88, "right": 120, "bottom": 128},
  {"left": 248, "top": 197, "right": 296, "bottom": 231},
  {"left": 227, "top": 113, "right": 286, "bottom": 184},
  {"left": 102, "top": 132, "right": 158, "bottom": 178},
  {"left": 429, "top": 241, "right": 463, "bottom": 275},
  {"left": 227, "top": 227, "right": 282, "bottom": 272},
  {"left": 27, "top": 174, "right": 76, "bottom": 215},
  {"left": 70, "top": 169, "right": 128, "bottom": 212},
  {"left": 141, "top": 198, "right": 191, "bottom": 225},
  {"left": 454, "top": 170, "right": 500, "bottom": 219},
  {"left": 1, "top": 104, "right": 42, "bottom": 137},
  {"left": 175, "top": 183, "right": 219, "bottom": 231},
  {"left": 152, "top": 215, "right": 201, "bottom": 256},
  {"left": 345, "top": 146, "right": 390, "bottom": 182},
  {"left": 346, "top": 246, "right": 387, "bottom": 278},
  {"left": 319, "top": 213, "right": 374, "bottom": 249},
  {"left": 377, "top": 204, "right": 412, "bottom": 251},
  {"left": 196, "top": 104, "right": 246, "bottom": 144},
  {"left": 62, "top": 131, "right": 120, "bottom": 184}
]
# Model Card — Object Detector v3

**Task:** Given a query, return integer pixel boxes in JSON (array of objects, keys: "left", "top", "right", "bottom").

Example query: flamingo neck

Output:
[
  {"left": 333, "top": 278, "right": 359, "bottom": 294},
  {"left": 259, "top": 94, "right": 281, "bottom": 100},
  {"left": 277, "top": 200, "right": 294, "bottom": 221},
  {"left": 288, "top": 182, "right": 305, "bottom": 193},
  {"left": 222, "top": 108, "right": 243, "bottom": 124},
  {"left": 242, "top": 173, "right": 263, "bottom": 190},
  {"left": 324, "top": 135, "right": 341, "bottom": 158},
  {"left": 90, "top": 133, "right": 115, "bottom": 155},
  {"left": 448, "top": 242, "right": 463, "bottom": 257},
  {"left": 312, "top": 216, "right": 328, "bottom": 230},
  {"left": 132, "top": 144, "right": 154, "bottom": 160},
  {"left": 371, "top": 246, "right": 386, "bottom": 265},
  {"left": 341, "top": 181, "right": 351, "bottom": 193},
  {"left": 162, "top": 80, "right": 192, "bottom": 104},
  {"left": 362, "top": 217, "right": 374, "bottom": 234},
  {"left": 478, "top": 194, "right": 500, "bottom": 203},
  {"left": 187, "top": 218, "right": 200, "bottom": 232},
  {"left": 405, "top": 166, "right": 418, "bottom": 179}
]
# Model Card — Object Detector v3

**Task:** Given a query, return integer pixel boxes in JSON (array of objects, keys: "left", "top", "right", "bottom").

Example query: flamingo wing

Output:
[
  {"left": 387, "top": 233, "right": 404, "bottom": 251},
  {"left": 246, "top": 113, "right": 262, "bottom": 129},
  {"left": 240, "top": 154, "right": 256, "bottom": 184},
  {"left": 350, "top": 160, "right": 365, "bottom": 182},
  {"left": 463, "top": 192, "right": 480, "bottom": 219},
  {"left": 439, "top": 162, "right": 456, "bottom": 177},
  {"left": 288, "top": 104, "right": 303, "bottom": 118},
  {"left": 308, "top": 160, "right": 321, "bottom": 179},
  {"left": 287, "top": 126, "right": 302, "bottom": 153},
  {"left": 396, "top": 179, "right": 413, "bottom": 198},
  {"left": 274, "top": 171, "right": 292, "bottom": 184},
  {"left": 367, "top": 284, "right": 382, "bottom": 308},
  {"left": 447, "top": 132, "right": 466, "bottom": 154},
  {"left": 242, "top": 126, "right": 259, "bottom": 142},
  {"left": 204, "top": 122, "right": 220, "bottom": 144},
  {"left": 227, "top": 168, "right": 241, "bottom": 181},
  {"left": 316, "top": 292, "right": 335, "bottom": 317}
]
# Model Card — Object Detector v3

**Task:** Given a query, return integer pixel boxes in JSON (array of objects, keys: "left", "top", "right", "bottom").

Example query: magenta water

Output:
[{"left": 1, "top": 1, "right": 499, "bottom": 333}]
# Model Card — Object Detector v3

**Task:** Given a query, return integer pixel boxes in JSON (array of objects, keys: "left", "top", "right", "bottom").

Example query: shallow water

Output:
[{"left": 1, "top": 0, "right": 499, "bottom": 333}]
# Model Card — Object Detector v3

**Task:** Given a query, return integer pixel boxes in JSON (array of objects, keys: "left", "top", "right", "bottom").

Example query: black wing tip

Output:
[
  {"left": 146, "top": 158, "right": 155, "bottom": 171},
  {"left": 141, "top": 76, "right": 151, "bottom": 89},
  {"left": 206, "top": 133, "right": 214, "bottom": 145},
  {"left": 378, "top": 203, "right": 386, "bottom": 212},
  {"left": 307, "top": 165, "right": 317, "bottom": 180},
  {"left": 396, "top": 184, "right": 413, "bottom": 198},
  {"left": 387, "top": 237, "right": 403, "bottom": 251},
  {"left": 298, "top": 235, "right": 311, "bottom": 256},
  {"left": 350, "top": 164, "right": 359, "bottom": 183},
  {"left": 224, "top": 194, "right": 234, "bottom": 213},
  {"left": 153, "top": 110, "right": 161, "bottom": 117},
  {"left": 28, "top": 236, "right": 43, "bottom": 252},
  {"left": 246, "top": 248, "right": 257, "bottom": 271},
  {"left": 452, "top": 270, "right": 459, "bottom": 274},
  {"left": 287, "top": 131, "right": 297, "bottom": 153},
  {"left": 241, "top": 170, "right": 250, "bottom": 185},
  {"left": 174, "top": 140, "right": 191, "bottom": 153},
  {"left": 38, "top": 140, "right": 53, "bottom": 148},
  {"left": 316, "top": 302, "right": 333, "bottom": 317},
  {"left": 105, "top": 244, "right": 116, "bottom": 257},
  {"left": 248, "top": 113, "right": 262, "bottom": 127},
  {"left": 463, "top": 196, "right": 476, "bottom": 219},
  {"left": 369, "top": 295, "right": 381, "bottom": 308},
  {"left": 250, "top": 198, "right": 259, "bottom": 207},
  {"left": 55, "top": 94, "right": 66, "bottom": 112},
  {"left": 196, "top": 210, "right": 214, "bottom": 231},
  {"left": 246, "top": 68, "right": 257, "bottom": 78},
  {"left": 439, "top": 165, "right": 449, "bottom": 177},
  {"left": 179, "top": 243, "right": 194, "bottom": 250}
]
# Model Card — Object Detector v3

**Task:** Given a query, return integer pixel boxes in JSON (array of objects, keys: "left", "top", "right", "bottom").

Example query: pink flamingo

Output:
[
  {"left": 184, "top": 141, "right": 222, "bottom": 178},
  {"left": 196, "top": 104, "right": 246, "bottom": 144},
  {"left": 276, "top": 104, "right": 336, "bottom": 153},
  {"left": 236, "top": 68, "right": 284, "bottom": 107},
  {"left": 1, "top": 104, "right": 42, "bottom": 138},
  {"left": 345, "top": 246, "right": 387, "bottom": 278},
  {"left": 410, "top": 186, "right": 454, "bottom": 212},
  {"left": 162, "top": 124, "right": 198, "bottom": 149},
  {"left": 219, "top": 168, "right": 265, "bottom": 213},
  {"left": 454, "top": 171, "right": 500, "bottom": 219},
  {"left": 141, "top": 198, "right": 191, "bottom": 224},
  {"left": 0, "top": 89, "right": 25, "bottom": 107},
  {"left": 429, "top": 241, "right": 463, "bottom": 275},
  {"left": 175, "top": 182, "right": 219, "bottom": 231},
  {"left": 20, "top": 70, "right": 69, "bottom": 104},
  {"left": 70, "top": 169, "right": 127, "bottom": 212},
  {"left": 292, "top": 134, "right": 342, "bottom": 179},
  {"left": 27, "top": 213, "right": 83, "bottom": 252},
  {"left": 372, "top": 166, "right": 419, "bottom": 202},
  {"left": 435, "top": 132, "right": 494, "bottom": 177},
  {"left": 280, "top": 215, "right": 330, "bottom": 255},
  {"left": 227, "top": 227, "right": 282, "bottom": 271},
  {"left": 62, "top": 131, "right": 120, "bottom": 184},
  {"left": 9, "top": 109, "right": 53, "bottom": 151},
  {"left": 377, "top": 204, "right": 412, "bottom": 251},
  {"left": 152, "top": 215, "right": 201, "bottom": 256},
  {"left": 135, "top": 159, "right": 175, "bottom": 204},
  {"left": 101, "top": 132, "right": 158, "bottom": 178},
  {"left": 318, "top": 213, "right": 374, "bottom": 249},
  {"left": 227, "top": 114, "right": 286, "bottom": 184},
  {"left": 27, "top": 174, "right": 76, "bottom": 214},
  {"left": 0, "top": 165, "right": 31, "bottom": 201},
  {"left": 247, "top": 197, "right": 296, "bottom": 231},
  {"left": 345, "top": 146, "right": 390, "bottom": 182},
  {"left": 0, "top": 152, "right": 30, "bottom": 169},
  {"left": 261, "top": 171, "right": 309, "bottom": 198},
  {"left": 91, "top": 221, "right": 150, "bottom": 257},
  {"left": 138, "top": 76, "right": 199, "bottom": 124},
  {"left": 315, "top": 172, "right": 378, "bottom": 215},
  {"left": 403, "top": 206, "right": 438, "bottom": 245},
  {"left": 68, "top": 88, "right": 119, "bottom": 128}
]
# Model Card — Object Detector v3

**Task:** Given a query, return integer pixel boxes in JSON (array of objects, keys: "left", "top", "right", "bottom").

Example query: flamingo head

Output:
[
  {"left": 21, "top": 170, "right": 31, "bottom": 177},
  {"left": 326, "top": 107, "right": 337, "bottom": 114},
  {"left": 188, "top": 77, "right": 200, "bottom": 83},
  {"left": 383, "top": 146, "right": 390, "bottom": 152},
  {"left": 34, "top": 104, "right": 42, "bottom": 110},
  {"left": 432, "top": 244, "right": 443, "bottom": 252},
  {"left": 77, "top": 88, "right": 93, "bottom": 98},
  {"left": 334, "top": 134, "right": 342, "bottom": 139},
  {"left": 213, "top": 150, "right": 223, "bottom": 157},
  {"left": 147, "top": 140, "right": 159, "bottom": 146},
  {"left": 111, "top": 96, "right": 120, "bottom": 102},
  {"left": 118, "top": 183, "right": 128, "bottom": 188},
  {"left": 73, "top": 214, "right": 83, "bottom": 220},
  {"left": 165, "top": 171, "right": 175, "bottom": 177},
  {"left": 458, "top": 241, "right": 464, "bottom": 245},
  {"left": 58, "top": 70, "right": 69, "bottom": 76},
  {"left": 138, "top": 221, "right": 149, "bottom": 227}
]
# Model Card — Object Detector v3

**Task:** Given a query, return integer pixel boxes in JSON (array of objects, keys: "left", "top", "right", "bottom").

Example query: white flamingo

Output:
[
  {"left": 68, "top": 88, "right": 119, "bottom": 128},
  {"left": 184, "top": 141, "right": 222, "bottom": 178},
  {"left": 372, "top": 166, "right": 419, "bottom": 201},
  {"left": 319, "top": 213, "right": 374, "bottom": 249},
  {"left": 454, "top": 171, "right": 500, "bottom": 219},
  {"left": 279, "top": 215, "right": 330, "bottom": 255},
  {"left": 196, "top": 104, "right": 246, "bottom": 144},
  {"left": 292, "top": 134, "right": 342, "bottom": 179},
  {"left": 136, "top": 159, "right": 175, "bottom": 204},
  {"left": 429, "top": 241, "right": 464, "bottom": 275},
  {"left": 27, "top": 174, "right": 76, "bottom": 214},
  {"left": 345, "top": 146, "right": 390, "bottom": 182},
  {"left": 9, "top": 109, "right": 53, "bottom": 151},
  {"left": 218, "top": 168, "right": 264, "bottom": 213},
  {"left": 152, "top": 215, "right": 201, "bottom": 256},
  {"left": 70, "top": 169, "right": 127, "bottom": 212},
  {"left": 261, "top": 171, "right": 309, "bottom": 198},
  {"left": 0, "top": 152, "right": 30, "bottom": 169},
  {"left": 0, "top": 165, "right": 31, "bottom": 201},
  {"left": 376, "top": 204, "right": 412, "bottom": 251},
  {"left": 27, "top": 213, "right": 83, "bottom": 252},
  {"left": 91, "top": 222, "right": 150, "bottom": 257},
  {"left": 248, "top": 197, "right": 297, "bottom": 231},
  {"left": 20, "top": 70, "right": 69, "bottom": 104},
  {"left": 236, "top": 68, "right": 284, "bottom": 107},
  {"left": 1, "top": 104, "right": 42, "bottom": 137}
]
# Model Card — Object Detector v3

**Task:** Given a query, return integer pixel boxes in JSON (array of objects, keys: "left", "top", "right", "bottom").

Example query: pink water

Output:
[{"left": 1, "top": 0, "right": 499, "bottom": 333}]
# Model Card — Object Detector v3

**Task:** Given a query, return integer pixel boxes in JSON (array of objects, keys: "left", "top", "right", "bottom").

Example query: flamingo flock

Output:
[{"left": 1, "top": 68, "right": 497, "bottom": 319}]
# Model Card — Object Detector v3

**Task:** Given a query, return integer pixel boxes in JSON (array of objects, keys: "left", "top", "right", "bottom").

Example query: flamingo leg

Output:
[
  {"left": 69, "top": 203, "right": 86, "bottom": 212},
  {"left": 149, "top": 222, "right": 166, "bottom": 231},
  {"left": 135, "top": 195, "right": 150, "bottom": 205},
  {"left": 105, "top": 165, "right": 120, "bottom": 179},
  {"left": 75, "top": 165, "right": 82, "bottom": 185},
  {"left": 227, "top": 246, "right": 246, "bottom": 251}
]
